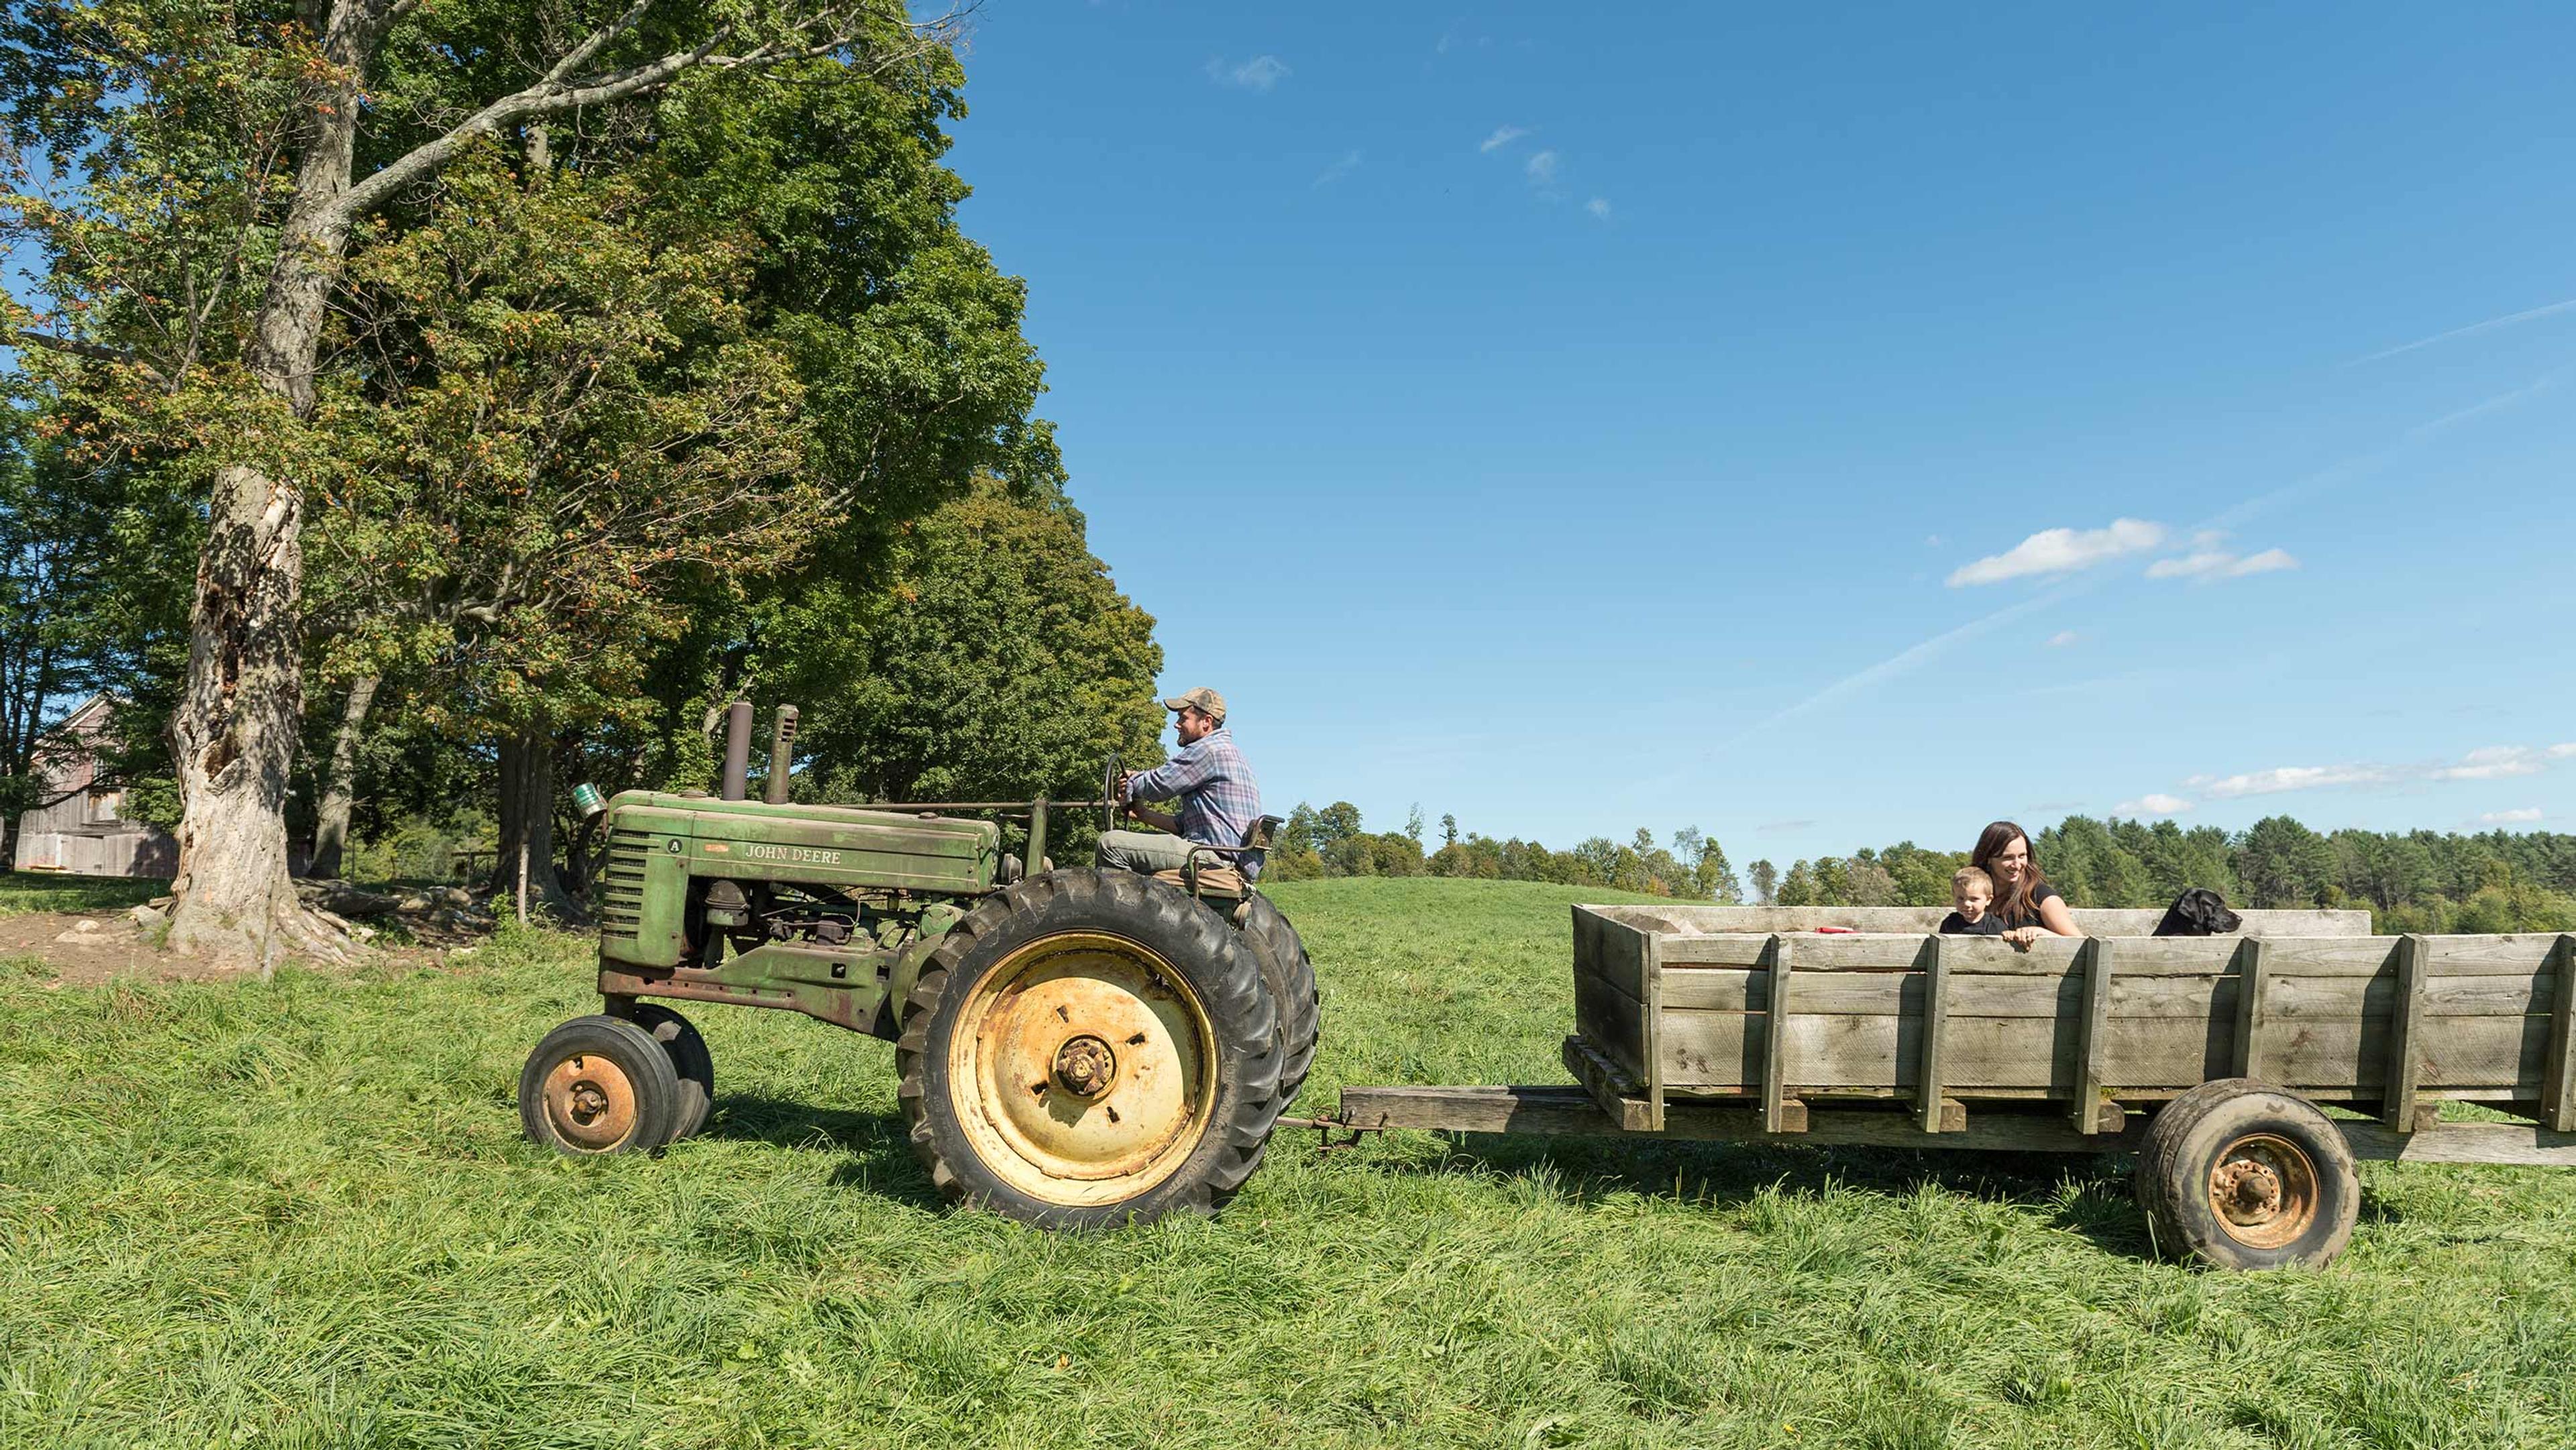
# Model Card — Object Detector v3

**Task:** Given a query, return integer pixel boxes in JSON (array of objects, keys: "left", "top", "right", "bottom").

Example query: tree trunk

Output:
[
  {"left": 166, "top": 465, "right": 328, "bottom": 970},
  {"left": 492, "top": 725, "right": 580, "bottom": 919},
  {"left": 307, "top": 673, "right": 380, "bottom": 880},
  {"left": 162, "top": 5, "right": 374, "bottom": 970}
]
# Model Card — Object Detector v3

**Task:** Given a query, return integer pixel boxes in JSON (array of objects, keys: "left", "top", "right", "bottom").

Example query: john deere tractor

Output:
[{"left": 517, "top": 703, "right": 1320, "bottom": 1227}]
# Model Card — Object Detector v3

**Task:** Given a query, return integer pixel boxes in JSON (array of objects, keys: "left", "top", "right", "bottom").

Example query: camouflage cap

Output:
[{"left": 1161, "top": 686, "right": 1226, "bottom": 721}]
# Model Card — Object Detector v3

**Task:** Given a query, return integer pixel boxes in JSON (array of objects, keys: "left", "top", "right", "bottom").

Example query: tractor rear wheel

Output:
[
  {"left": 519, "top": 1015, "right": 683, "bottom": 1157},
  {"left": 896, "top": 869, "right": 1281, "bottom": 1227},
  {"left": 1235, "top": 893, "right": 1320, "bottom": 1111}
]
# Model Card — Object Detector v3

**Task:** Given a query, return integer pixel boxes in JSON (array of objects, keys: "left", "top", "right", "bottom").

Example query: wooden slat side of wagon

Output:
[{"left": 1336, "top": 904, "right": 2576, "bottom": 1269}]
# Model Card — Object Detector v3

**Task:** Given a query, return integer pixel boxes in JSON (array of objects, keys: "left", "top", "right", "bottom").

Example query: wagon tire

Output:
[
  {"left": 1234, "top": 893, "right": 1321, "bottom": 1111},
  {"left": 627, "top": 1003, "right": 714, "bottom": 1142},
  {"left": 519, "top": 1015, "right": 683, "bottom": 1158},
  {"left": 894, "top": 868, "right": 1281, "bottom": 1228},
  {"left": 2135, "top": 1077, "right": 2359, "bottom": 1271}
]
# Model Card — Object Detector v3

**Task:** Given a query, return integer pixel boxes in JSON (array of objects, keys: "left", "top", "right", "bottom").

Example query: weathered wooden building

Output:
[{"left": 11, "top": 694, "right": 175, "bottom": 877}]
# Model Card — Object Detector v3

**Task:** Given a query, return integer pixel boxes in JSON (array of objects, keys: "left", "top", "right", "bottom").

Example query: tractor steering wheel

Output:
[{"left": 1100, "top": 752, "right": 1123, "bottom": 833}]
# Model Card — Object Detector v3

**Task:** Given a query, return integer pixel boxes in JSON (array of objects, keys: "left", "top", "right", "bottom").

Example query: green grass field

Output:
[
  {"left": 6, "top": 876, "right": 2576, "bottom": 1448},
  {"left": 0, "top": 871, "right": 164, "bottom": 919}
]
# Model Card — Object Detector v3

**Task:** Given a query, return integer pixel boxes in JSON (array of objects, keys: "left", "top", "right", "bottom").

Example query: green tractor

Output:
[{"left": 517, "top": 703, "right": 1320, "bottom": 1227}]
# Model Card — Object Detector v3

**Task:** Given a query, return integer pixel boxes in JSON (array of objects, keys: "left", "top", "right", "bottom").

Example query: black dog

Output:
[{"left": 2153, "top": 887, "right": 2242, "bottom": 936}]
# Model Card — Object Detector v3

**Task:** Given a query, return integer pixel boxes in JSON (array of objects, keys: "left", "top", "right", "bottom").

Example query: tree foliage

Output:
[{"left": 770, "top": 478, "right": 1165, "bottom": 850}]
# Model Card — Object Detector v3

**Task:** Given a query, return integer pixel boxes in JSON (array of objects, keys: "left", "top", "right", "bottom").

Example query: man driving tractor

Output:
[{"left": 1097, "top": 686, "right": 1265, "bottom": 882}]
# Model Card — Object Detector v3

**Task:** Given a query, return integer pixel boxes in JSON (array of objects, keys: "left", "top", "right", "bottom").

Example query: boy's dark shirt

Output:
[{"left": 1939, "top": 910, "right": 2005, "bottom": 936}]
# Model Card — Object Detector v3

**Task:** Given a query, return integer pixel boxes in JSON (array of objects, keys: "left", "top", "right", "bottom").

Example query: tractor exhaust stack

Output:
[
  {"left": 719, "top": 700, "right": 753, "bottom": 801},
  {"left": 765, "top": 706, "right": 799, "bottom": 805}
]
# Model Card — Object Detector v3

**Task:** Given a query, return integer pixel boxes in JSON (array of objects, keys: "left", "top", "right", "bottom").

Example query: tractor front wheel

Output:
[
  {"left": 896, "top": 869, "right": 1281, "bottom": 1227},
  {"left": 627, "top": 1003, "right": 714, "bottom": 1142},
  {"left": 519, "top": 1015, "right": 683, "bottom": 1157}
]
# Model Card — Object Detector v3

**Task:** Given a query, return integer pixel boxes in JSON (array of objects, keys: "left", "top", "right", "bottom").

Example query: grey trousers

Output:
[{"left": 1095, "top": 830, "right": 1195, "bottom": 875}]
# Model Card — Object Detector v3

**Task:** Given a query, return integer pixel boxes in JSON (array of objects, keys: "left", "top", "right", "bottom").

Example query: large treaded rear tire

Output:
[
  {"left": 894, "top": 869, "right": 1282, "bottom": 1227},
  {"left": 1235, "top": 893, "right": 1320, "bottom": 1111}
]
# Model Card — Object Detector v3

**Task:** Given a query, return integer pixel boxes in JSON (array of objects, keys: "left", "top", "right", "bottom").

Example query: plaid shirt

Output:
[{"left": 1126, "top": 727, "right": 1264, "bottom": 880}]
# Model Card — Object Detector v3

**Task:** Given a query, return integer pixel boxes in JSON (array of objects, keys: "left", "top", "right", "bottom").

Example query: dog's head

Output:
[{"left": 2153, "top": 887, "right": 2243, "bottom": 936}]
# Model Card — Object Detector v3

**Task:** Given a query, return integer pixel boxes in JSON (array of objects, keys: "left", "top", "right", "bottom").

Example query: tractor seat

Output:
[
  {"left": 1153, "top": 814, "right": 1283, "bottom": 901},
  {"left": 1155, "top": 864, "right": 1248, "bottom": 896}
]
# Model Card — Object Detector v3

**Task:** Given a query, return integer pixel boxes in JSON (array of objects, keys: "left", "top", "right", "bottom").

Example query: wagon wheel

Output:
[
  {"left": 894, "top": 868, "right": 1281, "bottom": 1227},
  {"left": 2135, "top": 1077, "right": 2359, "bottom": 1270}
]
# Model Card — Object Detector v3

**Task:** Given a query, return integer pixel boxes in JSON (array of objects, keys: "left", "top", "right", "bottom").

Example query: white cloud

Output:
[
  {"left": 1311, "top": 150, "right": 1361, "bottom": 187},
  {"left": 2145, "top": 551, "right": 2229, "bottom": 580},
  {"left": 2187, "top": 765, "right": 2393, "bottom": 799},
  {"left": 2145, "top": 546, "right": 2298, "bottom": 581},
  {"left": 1206, "top": 54, "right": 1289, "bottom": 91},
  {"left": 1924, "top": 534, "right": 1943, "bottom": 547},
  {"left": 1479, "top": 125, "right": 1529, "bottom": 153},
  {"left": 2163, "top": 740, "right": 2575, "bottom": 805},
  {"left": 2116, "top": 793, "right": 2194, "bottom": 816},
  {"left": 1523, "top": 149, "right": 1559, "bottom": 184},
  {"left": 2482, "top": 808, "right": 2544, "bottom": 826},
  {"left": 1585, "top": 197, "right": 1611, "bottom": 219},
  {"left": 1947, "top": 518, "right": 2165, "bottom": 587},
  {"left": 2045, "top": 630, "right": 2080, "bottom": 647},
  {"left": 2430, "top": 746, "right": 2546, "bottom": 781}
]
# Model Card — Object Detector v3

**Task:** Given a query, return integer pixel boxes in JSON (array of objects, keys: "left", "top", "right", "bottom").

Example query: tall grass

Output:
[{"left": 5, "top": 878, "right": 2575, "bottom": 1447}]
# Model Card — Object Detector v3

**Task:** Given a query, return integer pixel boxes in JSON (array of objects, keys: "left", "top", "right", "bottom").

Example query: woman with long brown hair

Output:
[{"left": 1971, "top": 820, "right": 2082, "bottom": 941}]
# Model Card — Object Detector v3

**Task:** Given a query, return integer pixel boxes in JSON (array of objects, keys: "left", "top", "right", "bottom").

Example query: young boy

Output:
[{"left": 1940, "top": 865, "right": 2006, "bottom": 936}]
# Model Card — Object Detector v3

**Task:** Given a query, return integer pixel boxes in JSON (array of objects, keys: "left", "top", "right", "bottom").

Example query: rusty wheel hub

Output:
[
  {"left": 1053, "top": 1034, "right": 1118, "bottom": 1097},
  {"left": 541, "top": 1052, "right": 639, "bottom": 1152},
  {"left": 2205, "top": 1133, "right": 2319, "bottom": 1249},
  {"left": 2214, "top": 1160, "right": 2283, "bottom": 1222}
]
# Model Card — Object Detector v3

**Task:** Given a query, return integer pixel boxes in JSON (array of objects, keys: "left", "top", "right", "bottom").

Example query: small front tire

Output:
[
  {"left": 519, "top": 1015, "right": 683, "bottom": 1157},
  {"left": 627, "top": 1003, "right": 714, "bottom": 1142}
]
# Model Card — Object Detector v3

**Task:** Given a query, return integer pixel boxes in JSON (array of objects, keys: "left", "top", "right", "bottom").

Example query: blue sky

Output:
[{"left": 943, "top": 3, "right": 2576, "bottom": 868}]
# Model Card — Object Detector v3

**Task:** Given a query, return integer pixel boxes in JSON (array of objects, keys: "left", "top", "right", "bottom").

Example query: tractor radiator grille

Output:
[{"left": 598, "top": 828, "right": 651, "bottom": 944}]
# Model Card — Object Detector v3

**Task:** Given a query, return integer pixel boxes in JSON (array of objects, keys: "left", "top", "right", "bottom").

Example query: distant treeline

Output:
[
  {"left": 1269, "top": 802, "right": 1740, "bottom": 899},
  {"left": 1269, "top": 804, "right": 2576, "bottom": 933}
]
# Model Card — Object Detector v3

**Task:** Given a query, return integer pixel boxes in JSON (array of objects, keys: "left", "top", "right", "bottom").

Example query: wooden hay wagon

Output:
[{"left": 1336, "top": 905, "right": 2576, "bottom": 1268}]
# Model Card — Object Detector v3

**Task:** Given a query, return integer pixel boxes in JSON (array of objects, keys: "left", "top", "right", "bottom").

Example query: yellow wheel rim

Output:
[
  {"left": 542, "top": 1052, "right": 641, "bottom": 1152},
  {"left": 948, "top": 930, "right": 1218, "bottom": 1207},
  {"left": 2206, "top": 1131, "right": 2321, "bottom": 1249}
]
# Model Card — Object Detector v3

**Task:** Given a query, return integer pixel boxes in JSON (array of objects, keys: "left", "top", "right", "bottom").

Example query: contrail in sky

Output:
[
  {"left": 1722, "top": 372, "right": 2557, "bottom": 750},
  {"left": 2348, "top": 296, "right": 2576, "bottom": 366}
]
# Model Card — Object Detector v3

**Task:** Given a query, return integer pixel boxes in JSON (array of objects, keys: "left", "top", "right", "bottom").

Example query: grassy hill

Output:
[{"left": 5, "top": 876, "right": 2576, "bottom": 1447}]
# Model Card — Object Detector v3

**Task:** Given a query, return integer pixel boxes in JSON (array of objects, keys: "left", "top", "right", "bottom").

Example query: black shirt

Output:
[
  {"left": 1939, "top": 911, "right": 2006, "bottom": 936},
  {"left": 1996, "top": 881, "right": 2063, "bottom": 930}
]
